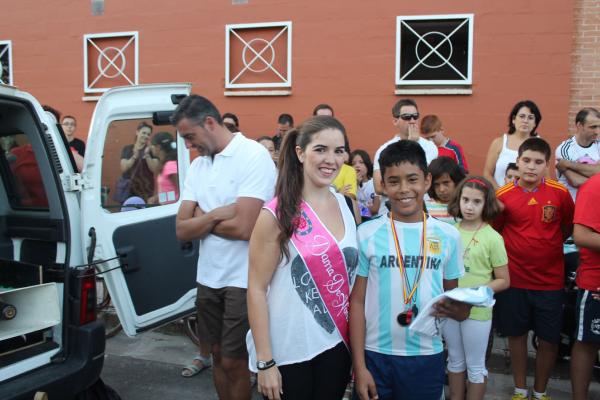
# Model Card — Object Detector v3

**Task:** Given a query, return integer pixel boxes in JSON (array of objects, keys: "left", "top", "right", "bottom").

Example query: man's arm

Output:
[
  {"left": 562, "top": 169, "right": 588, "bottom": 188},
  {"left": 573, "top": 223, "right": 600, "bottom": 252},
  {"left": 557, "top": 158, "right": 600, "bottom": 178},
  {"left": 213, "top": 197, "right": 265, "bottom": 241},
  {"left": 175, "top": 200, "right": 234, "bottom": 242},
  {"left": 373, "top": 169, "right": 384, "bottom": 195}
]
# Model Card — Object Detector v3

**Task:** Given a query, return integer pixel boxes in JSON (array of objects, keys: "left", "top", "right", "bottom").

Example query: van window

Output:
[
  {"left": 101, "top": 119, "right": 180, "bottom": 213},
  {"left": 0, "top": 132, "right": 49, "bottom": 210}
]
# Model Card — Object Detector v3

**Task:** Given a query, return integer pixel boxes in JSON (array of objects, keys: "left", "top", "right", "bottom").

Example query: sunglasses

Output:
[{"left": 396, "top": 113, "right": 420, "bottom": 121}]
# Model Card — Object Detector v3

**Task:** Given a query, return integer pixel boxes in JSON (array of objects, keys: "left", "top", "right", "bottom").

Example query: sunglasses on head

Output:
[{"left": 396, "top": 113, "right": 420, "bottom": 121}]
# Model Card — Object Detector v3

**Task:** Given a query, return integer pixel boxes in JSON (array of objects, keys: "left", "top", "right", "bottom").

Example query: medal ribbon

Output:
[{"left": 390, "top": 212, "right": 428, "bottom": 305}]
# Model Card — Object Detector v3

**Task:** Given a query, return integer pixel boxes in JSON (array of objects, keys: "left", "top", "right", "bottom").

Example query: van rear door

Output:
[{"left": 80, "top": 84, "right": 197, "bottom": 335}]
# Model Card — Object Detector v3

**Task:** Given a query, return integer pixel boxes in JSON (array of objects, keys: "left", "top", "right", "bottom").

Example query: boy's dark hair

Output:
[
  {"left": 518, "top": 137, "right": 551, "bottom": 161},
  {"left": 392, "top": 98, "right": 418, "bottom": 118},
  {"left": 448, "top": 176, "right": 500, "bottom": 222},
  {"left": 278, "top": 113, "right": 294, "bottom": 126},
  {"left": 379, "top": 140, "right": 427, "bottom": 180},
  {"left": 222, "top": 112, "right": 239, "bottom": 127},
  {"left": 350, "top": 149, "right": 373, "bottom": 179},
  {"left": 427, "top": 157, "right": 466, "bottom": 201},
  {"left": 505, "top": 162, "right": 518, "bottom": 174},
  {"left": 312, "top": 104, "right": 334, "bottom": 116}
]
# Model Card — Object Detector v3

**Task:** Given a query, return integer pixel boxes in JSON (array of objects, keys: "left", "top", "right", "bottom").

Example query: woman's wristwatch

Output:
[{"left": 257, "top": 359, "right": 276, "bottom": 371}]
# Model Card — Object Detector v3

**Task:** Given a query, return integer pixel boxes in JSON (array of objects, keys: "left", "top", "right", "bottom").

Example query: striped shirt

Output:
[{"left": 357, "top": 214, "right": 464, "bottom": 356}]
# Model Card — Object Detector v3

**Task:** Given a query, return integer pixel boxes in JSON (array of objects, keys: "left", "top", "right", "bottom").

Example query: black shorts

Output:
[
  {"left": 494, "top": 287, "right": 564, "bottom": 344},
  {"left": 574, "top": 289, "right": 600, "bottom": 344}
]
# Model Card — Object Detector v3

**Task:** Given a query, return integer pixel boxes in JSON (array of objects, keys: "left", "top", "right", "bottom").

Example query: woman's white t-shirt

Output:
[{"left": 247, "top": 193, "right": 358, "bottom": 372}]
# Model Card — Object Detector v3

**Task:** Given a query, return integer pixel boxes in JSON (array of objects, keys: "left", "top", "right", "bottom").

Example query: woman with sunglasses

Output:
[{"left": 483, "top": 100, "right": 542, "bottom": 189}]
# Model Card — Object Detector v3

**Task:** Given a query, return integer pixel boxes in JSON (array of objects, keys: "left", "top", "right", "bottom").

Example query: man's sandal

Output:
[{"left": 181, "top": 355, "right": 212, "bottom": 377}]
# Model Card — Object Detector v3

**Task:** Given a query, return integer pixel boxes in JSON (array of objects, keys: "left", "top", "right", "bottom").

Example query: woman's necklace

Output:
[{"left": 461, "top": 221, "right": 484, "bottom": 259}]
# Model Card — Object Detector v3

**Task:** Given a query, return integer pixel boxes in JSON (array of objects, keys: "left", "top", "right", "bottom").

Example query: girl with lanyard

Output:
[
  {"left": 247, "top": 116, "right": 358, "bottom": 400},
  {"left": 444, "top": 176, "right": 510, "bottom": 400}
]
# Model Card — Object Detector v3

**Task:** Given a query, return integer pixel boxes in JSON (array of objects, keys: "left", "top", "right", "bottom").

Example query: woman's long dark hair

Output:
[
  {"left": 151, "top": 132, "right": 177, "bottom": 173},
  {"left": 507, "top": 100, "right": 541, "bottom": 136},
  {"left": 275, "top": 116, "right": 347, "bottom": 261}
]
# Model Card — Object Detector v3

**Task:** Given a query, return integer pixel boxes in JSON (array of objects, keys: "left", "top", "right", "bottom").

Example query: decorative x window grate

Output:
[
  {"left": 396, "top": 14, "right": 473, "bottom": 86},
  {"left": 83, "top": 32, "right": 139, "bottom": 93},
  {"left": 0, "top": 41, "right": 13, "bottom": 86},
  {"left": 225, "top": 22, "right": 292, "bottom": 89}
]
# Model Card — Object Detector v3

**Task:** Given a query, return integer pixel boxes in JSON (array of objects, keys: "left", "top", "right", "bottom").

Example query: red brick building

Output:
[{"left": 1, "top": 0, "right": 594, "bottom": 174}]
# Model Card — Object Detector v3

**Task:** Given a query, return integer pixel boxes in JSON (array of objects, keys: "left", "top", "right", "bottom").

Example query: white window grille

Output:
[
  {"left": 83, "top": 31, "right": 139, "bottom": 93},
  {"left": 0, "top": 41, "right": 13, "bottom": 86},
  {"left": 225, "top": 21, "right": 292, "bottom": 89},
  {"left": 396, "top": 14, "right": 473, "bottom": 86}
]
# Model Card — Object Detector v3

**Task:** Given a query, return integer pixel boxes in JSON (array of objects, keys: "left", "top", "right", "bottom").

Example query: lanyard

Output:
[{"left": 389, "top": 212, "right": 428, "bottom": 305}]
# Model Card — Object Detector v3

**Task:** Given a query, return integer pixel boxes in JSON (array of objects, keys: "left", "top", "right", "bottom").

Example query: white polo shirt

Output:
[{"left": 181, "top": 133, "right": 276, "bottom": 289}]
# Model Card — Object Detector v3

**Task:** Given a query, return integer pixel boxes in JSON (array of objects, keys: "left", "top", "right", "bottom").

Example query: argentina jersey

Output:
[{"left": 356, "top": 215, "right": 464, "bottom": 356}]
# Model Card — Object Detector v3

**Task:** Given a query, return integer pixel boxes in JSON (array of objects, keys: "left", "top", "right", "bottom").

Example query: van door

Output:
[{"left": 81, "top": 84, "right": 197, "bottom": 335}]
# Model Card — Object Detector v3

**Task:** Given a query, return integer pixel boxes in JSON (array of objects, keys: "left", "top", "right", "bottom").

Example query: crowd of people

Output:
[
  {"left": 18, "top": 96, "right": 597, "bottom": 400},
  {"left": 166, "top": 94, "right": 600, "bottom": 400}
]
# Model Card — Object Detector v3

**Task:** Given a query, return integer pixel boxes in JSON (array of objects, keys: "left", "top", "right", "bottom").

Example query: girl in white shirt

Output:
[{"left": 350, "top": 149, "right": 381, "bottom": 221}]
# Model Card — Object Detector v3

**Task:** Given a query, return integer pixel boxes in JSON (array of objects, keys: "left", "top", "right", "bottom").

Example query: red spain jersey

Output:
[
  {"left": 493, "top": 179, "right": 574, "bottom": 290},
  {"left": 574, "top": 174, "right": 600, "bottom": 291}
]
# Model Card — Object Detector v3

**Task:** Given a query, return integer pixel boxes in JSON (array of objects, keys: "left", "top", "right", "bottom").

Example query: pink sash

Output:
[{"left": 265, "top": 197, "right": 350, "bottom": 347}]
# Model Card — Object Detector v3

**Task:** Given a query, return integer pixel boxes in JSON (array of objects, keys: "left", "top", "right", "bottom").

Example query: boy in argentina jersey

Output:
[{"left": 350, "top": 140, "right": 466, "bottom": 400}]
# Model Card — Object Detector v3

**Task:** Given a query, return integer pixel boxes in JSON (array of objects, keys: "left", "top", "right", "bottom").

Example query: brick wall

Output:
[{"left": 570, "top": 0, "right": 600, "bottom": 131}]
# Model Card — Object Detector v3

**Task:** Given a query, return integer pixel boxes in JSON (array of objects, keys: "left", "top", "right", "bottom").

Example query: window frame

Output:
[
  {"left": 225, "top": 21, "right": 292, "bottom": 89},
  {"left": 83, "top": 31, "right": 139, "bottom": 94},
  {"left": 0, "top": 40, "right": 13, "bottom": 86},
  {"left": 395, "top": 14, "right": 474, "bottom": 86}
]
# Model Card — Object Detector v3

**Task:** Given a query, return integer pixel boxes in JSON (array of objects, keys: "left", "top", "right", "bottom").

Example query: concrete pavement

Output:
[{"left": 101, "top": 322, "right": 600, "bottom": 399}]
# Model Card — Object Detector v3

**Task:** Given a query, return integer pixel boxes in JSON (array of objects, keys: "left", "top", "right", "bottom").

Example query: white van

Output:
[{"left": 0, "top": 83, "right": 198, "bottom": 399}]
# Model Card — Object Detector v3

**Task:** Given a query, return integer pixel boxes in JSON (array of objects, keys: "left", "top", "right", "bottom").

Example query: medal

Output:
[
  {"left": 390, "top": 212, "right": 428, "bottom": 327},
  {"left": 397, "top": 304, "right": 419, "bottom": 326}
]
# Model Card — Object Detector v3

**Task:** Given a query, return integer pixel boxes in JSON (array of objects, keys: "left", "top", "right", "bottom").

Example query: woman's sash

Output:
[{"left": 265, "top": 197, "right": 350, "bottom": 347}]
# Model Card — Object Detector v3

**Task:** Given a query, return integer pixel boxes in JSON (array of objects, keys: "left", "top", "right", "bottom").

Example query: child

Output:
[
  {"left": 350, "top": 149, "right": 381, "bottom": 219},
  {"left": 420, "top": 114, "right": 469, "bottom": 174},
  {"left": 350, "top": 140, "right": 467, "bottom": 400},
  {"left": 504, "top": 162, "right": 519, "bottom": 184},
  {"left": 445, "top": 176, "right": 510, "bottom": 400},
  {"left": 426, "top": 156, "right": 465, "bottom": 224},
  {"left": 494, "top": 137, "right": 574, "bottom": 400}
]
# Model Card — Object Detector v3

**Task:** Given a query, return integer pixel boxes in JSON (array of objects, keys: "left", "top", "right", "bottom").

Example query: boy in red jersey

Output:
[
  {"left": 570, "top": 173, "right": 600, "bottom": 400},
  {"left": 493, "top": 137, "right": 574, "bottom": 400}
]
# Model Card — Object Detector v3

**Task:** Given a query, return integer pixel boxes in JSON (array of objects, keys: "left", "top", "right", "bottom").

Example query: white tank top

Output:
[
  {"left": 493, "top": 134, "right": 518, "bottom": 187},
  {"left": 246, "top": 193, "right": 358, "bottom": 371}
]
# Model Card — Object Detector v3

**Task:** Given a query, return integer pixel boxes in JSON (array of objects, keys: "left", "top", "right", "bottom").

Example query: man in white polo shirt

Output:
[
  {"left": 174, "top": 95, "right": 276, "bottom": 400},
  {"left": 372, "top": 98, "right": 438, "bottom": 214}
]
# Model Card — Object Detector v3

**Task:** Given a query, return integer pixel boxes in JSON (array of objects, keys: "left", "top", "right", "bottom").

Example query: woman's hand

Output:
[
  {"left": 257, "top": 366, "right": 283, "bottom": 400},
  {"left": 354, "top": 367, "right": 378, "bottom": 400}
]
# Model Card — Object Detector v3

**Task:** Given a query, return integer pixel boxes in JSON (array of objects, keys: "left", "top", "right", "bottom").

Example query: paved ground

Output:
[{"left": 101, "top": 321, "right": 600, "bottom": 399}]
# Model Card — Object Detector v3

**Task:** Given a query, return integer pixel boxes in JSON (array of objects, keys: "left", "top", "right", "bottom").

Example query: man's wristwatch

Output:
[{"left": 257, "top": 359, "right": 276, "bottom": 371}]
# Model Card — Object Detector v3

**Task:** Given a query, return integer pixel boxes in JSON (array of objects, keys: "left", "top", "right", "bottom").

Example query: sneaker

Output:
[
  {"left": 511, "top": 394, "right": 529, "bottom": 400},
  {"left": 533, "top": 395, "right": 552, "bottom": 400}
]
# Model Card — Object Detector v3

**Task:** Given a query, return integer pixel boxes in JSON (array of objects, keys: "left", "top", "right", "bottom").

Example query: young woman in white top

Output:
[
  {"left": 247, "top": 116, "right": 358, "bottom": 400},
  {"left": 483, "top": 100, "right": 542, "bottom": 189}
]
